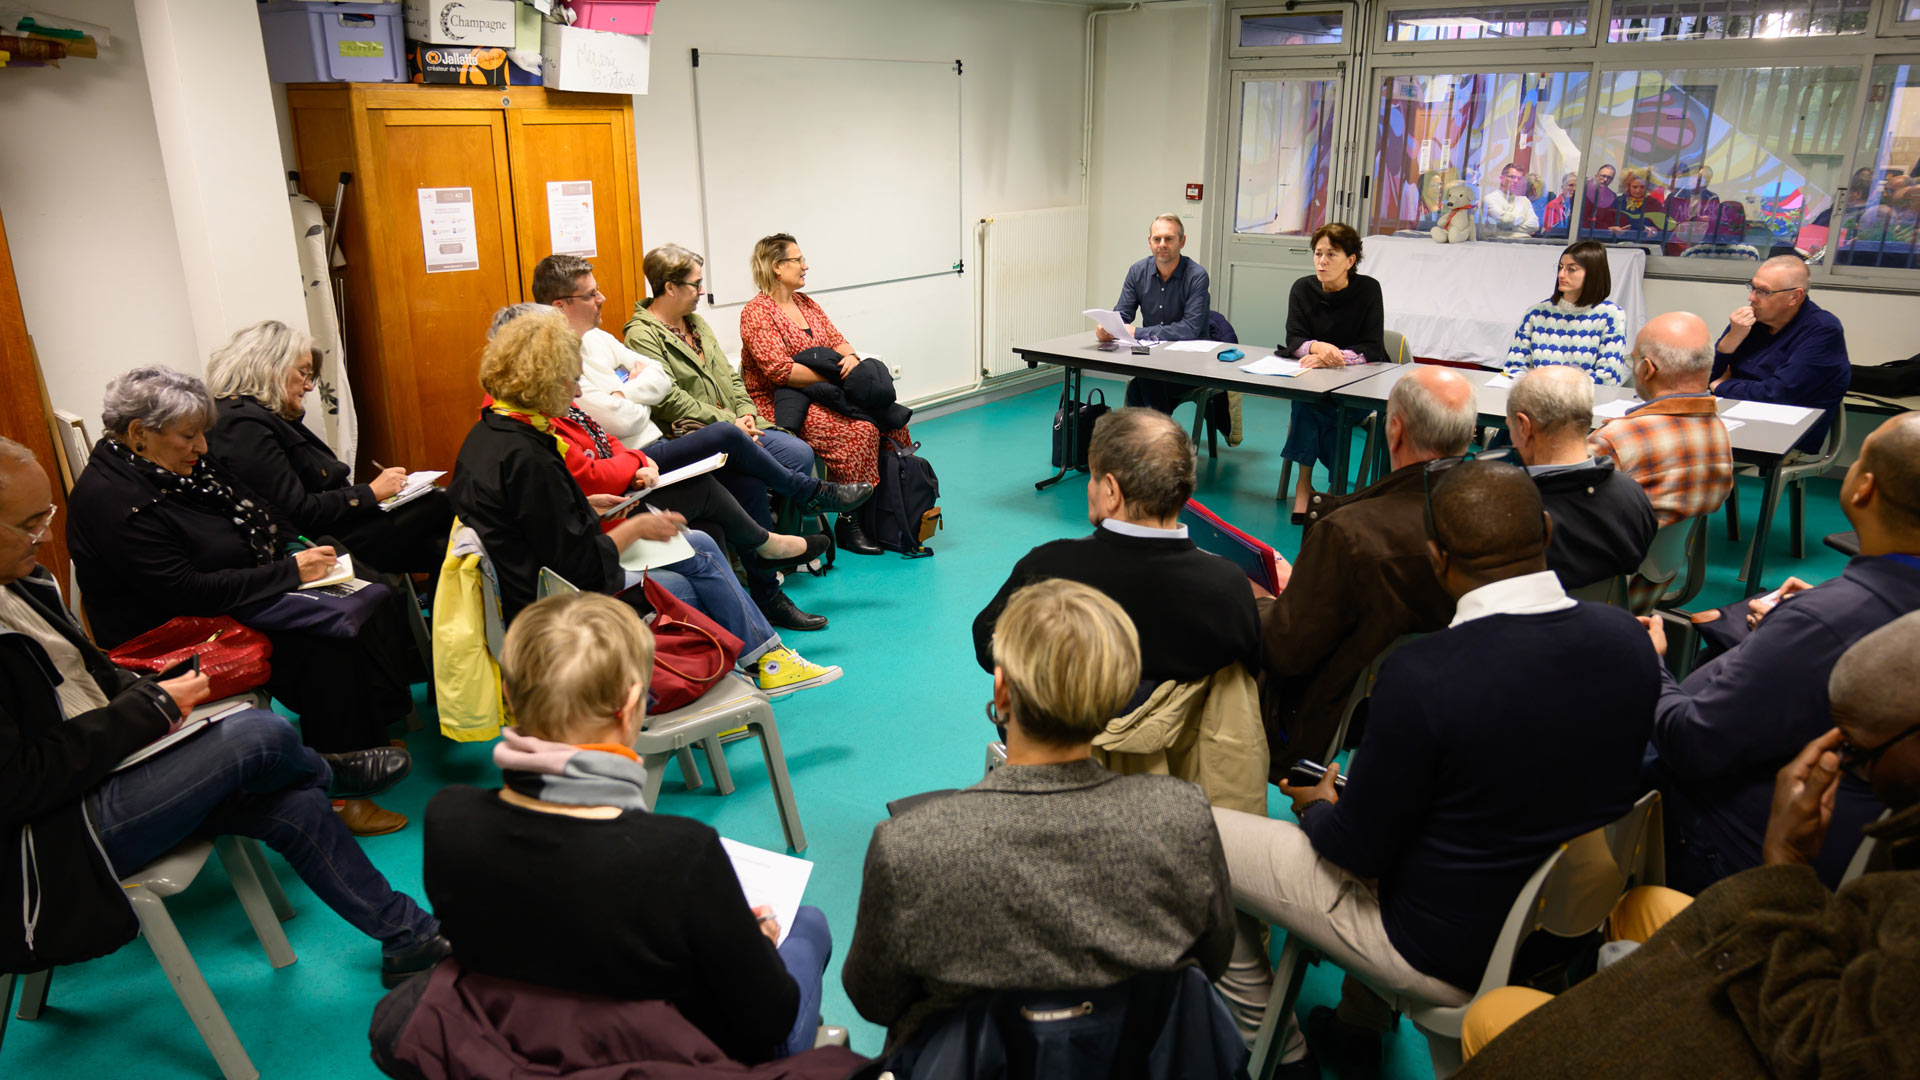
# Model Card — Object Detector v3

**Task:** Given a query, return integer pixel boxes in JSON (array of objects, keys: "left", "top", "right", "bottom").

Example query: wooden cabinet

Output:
[{"left": 287, "top": 83, "right": 642, "bottom": 473}]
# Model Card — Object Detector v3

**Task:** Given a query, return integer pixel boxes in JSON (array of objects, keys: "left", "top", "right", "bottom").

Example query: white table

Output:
[{"left": 1362, "top": 234, "right": 1649, "bottom": 366}]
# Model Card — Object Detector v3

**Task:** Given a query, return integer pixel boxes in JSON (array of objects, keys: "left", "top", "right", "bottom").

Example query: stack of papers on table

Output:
[
  {"left": 1723, "top": 400, "right": 1815, "bottom": 425},
  {"left": 1161, "top": 340, "right": 1227, "bottom": 353},
  {"left": 720, "top": 837, "right": 812, "bottom": 947},
  {"left": 1592, "top": 399, "right": 1642, "bottom": 420},
  {"left": 1483, "top": 374, "right": 1516, "bottom": 389},
  {"left": 1240, "top": 355, "right": 1303, "bottom": 377}
]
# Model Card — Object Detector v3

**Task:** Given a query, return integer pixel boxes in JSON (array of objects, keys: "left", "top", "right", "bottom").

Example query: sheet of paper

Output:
[
  {"left": 1592, "top": 398, "right": 1641, "bottom": 419},
  {"left": 417, "top": 187, "right": 480, "bottom": 274},
  {"left": 1240, "top": 355, "right": 1304, "bottom": 377},
  {"left": 719, "top": 837, "right": 813, "bottom": 948},
  {"left": 1482, "top": 374, "right": 1516, "bottom": 389},
  {"left": 1722, "top": 399, "right": 1815, "bottom": 425},
  {"left": 299, "top": 552, "right": 355, "bottom": 591},
  {"left": 546, "top": 180, "right": 597, "bottom": 257},
  {"left": 1082, "top": 308, "right": 1138, "bottom": 345},
  {"left": 380, "top": 470, "right": 446, "bottom": 511},
  {"left": 1720, "top": 417, "right": 1745, "bottom": 432},
  {"left": 1161, "top": 339, "right": 1226, "bottom": 353},
  {"left": 646, "top": 452, "right": 727, "bottom": 492}
]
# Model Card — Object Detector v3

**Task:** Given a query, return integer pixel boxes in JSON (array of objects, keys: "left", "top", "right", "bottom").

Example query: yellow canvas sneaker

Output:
[{"left": 753, "top": 647, "right": 843, "bottom": 698}]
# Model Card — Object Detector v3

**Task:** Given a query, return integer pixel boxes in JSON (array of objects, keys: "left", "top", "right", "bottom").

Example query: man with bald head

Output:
[
  {"left": 1645, "top": 410, "right": 1920, "bottom": 894},
  {"left": 1713, "top": 254, "right": 1850, "bottom": 454},
  {"left": 1457, "top": 610, "right": 1920, "bottom": 1077},
  {"left": 1591, "top": 312, "right": 1735, "bottom": 528},
  {"left": 1258, "top": 365, "right": 1475, "bottom": 766},
  {"left": 1506, "top": 366, "right": 1656, "bottom": 590},
  {"left": 1216, "top": 461, "right": 1658, "bottom": 1073}
]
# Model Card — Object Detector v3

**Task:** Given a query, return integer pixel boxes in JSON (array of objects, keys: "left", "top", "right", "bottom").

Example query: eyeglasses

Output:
[
  {"left": 1837, "top": 722, "right": 1920, "bottom": 782},
  {"left": 675, "top": 278, "right": 705, "bottom": 292},
  {"left": 558, "top": 289, "right": 605, "bottom": 303},
  {"left": 1422, "top": 447, "right": 1515, "bottom": 544},
  {"left": 776, "top": 256, "right": 807, "bottom": 266},
  {"left": 1747, "top": 283, "right": 1801, "bottom": 300},
  {"left": 292, "top": 366, "right": 317, "bottom": 385},
  {"left": 5, "top": 503, "right": 58, "bottom": 545}
]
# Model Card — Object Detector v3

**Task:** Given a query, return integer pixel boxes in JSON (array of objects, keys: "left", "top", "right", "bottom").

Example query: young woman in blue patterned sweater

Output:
[{"left": 1505, "top": 240, "right": 1629, "bottom": 386}]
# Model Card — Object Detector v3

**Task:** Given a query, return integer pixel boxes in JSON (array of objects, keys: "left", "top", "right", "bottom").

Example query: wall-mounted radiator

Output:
[{"left": 978, "top": 206, "right": 1088, "bottom": 379}]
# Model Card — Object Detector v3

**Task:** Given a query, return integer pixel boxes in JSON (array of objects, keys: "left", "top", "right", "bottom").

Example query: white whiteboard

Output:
[{"left": 693, "top": 52, "right": 962, "bottom": 304}]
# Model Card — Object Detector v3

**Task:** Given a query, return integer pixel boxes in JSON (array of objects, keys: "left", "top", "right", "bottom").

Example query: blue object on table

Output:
[{"left": 1218, "top": 348, "right": 1245, "bottom": 362}]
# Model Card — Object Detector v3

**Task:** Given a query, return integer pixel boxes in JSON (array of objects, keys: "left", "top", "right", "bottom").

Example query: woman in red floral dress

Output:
[{"left": 738, "top": 233, "right": 912, "bottom": 556}]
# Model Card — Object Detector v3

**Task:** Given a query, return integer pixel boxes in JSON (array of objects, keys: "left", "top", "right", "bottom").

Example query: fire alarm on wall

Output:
[{"left": 1185, "top": 183, "right": 1204, "bottom": 201}]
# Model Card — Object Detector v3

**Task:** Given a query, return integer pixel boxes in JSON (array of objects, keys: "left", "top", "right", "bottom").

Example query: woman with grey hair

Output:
[
  {"left": 67, "top": 365, "right": 421, "bottom": 835},
  {"left": 203, "top": 319, "right": 452, "bottom": 576}
]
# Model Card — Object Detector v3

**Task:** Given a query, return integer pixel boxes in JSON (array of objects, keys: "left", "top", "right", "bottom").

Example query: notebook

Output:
[
  {"left": 114, "top": 700, "right": 253, "bottom": 772},
  {"left": 1180, "top": 499, "right": 1283, "bottom": 595}
]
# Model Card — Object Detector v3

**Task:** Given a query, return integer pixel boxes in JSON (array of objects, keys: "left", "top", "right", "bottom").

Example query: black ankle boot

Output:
[
  {"left": 756, "top": 586, "right": 828, "bottom": 631},
  {"left": 806, "top": 480, "right": 875, "bottom": 514},
  {"left": 835, "top": 513, "right": 884, "bottom": 556}
]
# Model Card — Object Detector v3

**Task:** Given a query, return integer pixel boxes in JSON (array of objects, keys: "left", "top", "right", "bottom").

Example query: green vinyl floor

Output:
[{"left": 1, "top": 377, "right": 1865, "bottom": 1080}]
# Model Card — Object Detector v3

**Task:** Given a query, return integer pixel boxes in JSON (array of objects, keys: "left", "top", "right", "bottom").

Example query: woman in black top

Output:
[
  {"left": 1279, "top": 223, "right": 1388, "bottom": 521},
  {"left": 65, "top": 366, "right": 418, "bottom": 834},
  {"left": 203, "top": 320, "right": 452, "bottom": 577},
  {"left": 424, "top": 591, "right": 830, "bottom": 1065}
]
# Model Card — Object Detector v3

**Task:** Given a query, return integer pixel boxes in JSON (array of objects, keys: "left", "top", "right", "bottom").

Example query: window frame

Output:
[
  {"left": 1227, "top": 67, "right": 1356, "bottom": 242},
  {"left": 1230, "top": 4, "right": 1359, "bottom": 59},
  {"left": 1370, "top": 0, "right": 1602, "bottom": 55},
  {"left": 1877, "top": 0, "right": 1920, "bottom": 39},
  {"left": 1824, "top": 49, "right": 1920, "bottom": 283}
]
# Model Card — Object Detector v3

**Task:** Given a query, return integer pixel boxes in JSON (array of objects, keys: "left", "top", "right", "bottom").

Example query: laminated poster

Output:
[
  {"left": 418, "top": 187, "right": 480, "bottom": 273},
  {"left": 547, "top": 180, "right": 597, "bottom": 257}
]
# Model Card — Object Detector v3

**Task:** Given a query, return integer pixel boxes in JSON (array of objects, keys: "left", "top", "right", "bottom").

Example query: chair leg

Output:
[
  {"left": 1789, "top": 481, "right": 1806, "bottom": 559},
  {"left": 1249, "top": 935, "right": 1312, "bottom": 1080},
  {"left": 240, "top": 838, "right": 295, "bottom": 923},
  {"left": 748, "top": 710, "right": 808, "bottom": 853},
  {"left": 1276, "top": 458, "right": 1294, "bottom": 503},
  {"left": 128, "top": 887, "right": 261, "bottom": 1080},
  {"left": 213, "top": 837, "right": 296, "bottom": 970},
  {"left": 675, "top": 745, "right": 705, "bottom": 792},
  {"left": 15, "top": 969, "right": 50, "bottom": 1020},
  {"left": 1358, "top": 412, "right": 1380, "bottom": 489},
  {"left": 0, "top": 971, "right": 12, "bottom": 1048},
  {"left": 1724, "top": 481, "right": 1742, "bottom": 542},
  {"left": 641, "top": 753, "right": 668, "bottom": 808},
  {"left": 700, "top": 735, "right": 736, "bottom": 796}
]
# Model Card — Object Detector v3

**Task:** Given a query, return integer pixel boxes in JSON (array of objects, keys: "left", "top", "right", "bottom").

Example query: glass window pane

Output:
[
  {"left": 1238, "top": 12, "right": 1344, "bottom": 48},
  {"left": 1385, "top": 2, "right": 1589, "bottom": 42},
  {"left": 1366, "top": 71, "right": 1589, "bottom": 243},
  {"left": 1234, "top": 78, "right": 1342, "bottom": 236},
  {"left": 1607, "top": 0, "right": 1870, "bottom": 43},
  {"left": 1903, "top": 0, "right": 1920, "bottom": 22},
  {"left": 1835, "top": 61, "right": 1920, "bottom": 269},
  {"left": 1583, "top": 66, "right": 1859, "bottom": 265}
]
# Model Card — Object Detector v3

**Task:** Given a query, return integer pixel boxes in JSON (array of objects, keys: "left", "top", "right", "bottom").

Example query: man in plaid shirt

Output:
[{"left": 1590, "top": 312, "right": 1735, "bottom": 529}]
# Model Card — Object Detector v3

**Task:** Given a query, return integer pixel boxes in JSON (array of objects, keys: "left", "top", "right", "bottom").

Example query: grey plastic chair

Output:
[
  {"left": 3, "top": 836, "right": 296, "bottom": 1080},
  {"left": 634, "top": 672, "right": 808, "bottom": 853},
  {"left": 1569, "top": 575, "right": 1631, "bottom": 609},
  {"left": 1633, "top": 514, "right": 1710, "bottom": 615},
  {"left": 1248, "top": 790, "right": 1663, "bottom": 1079},
  {"left": 1320, "top": 633, "right": 1420, "bottom": 766},
  {"left": 1724, "top": 405, "right": 1847, "bottom": 578}
]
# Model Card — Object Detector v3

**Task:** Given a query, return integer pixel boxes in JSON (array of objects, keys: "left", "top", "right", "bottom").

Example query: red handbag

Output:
[
  {"left": 107, "top": 616, "right": 273, "bottom": 701},
  {"left": 635, "top": 574, "right": 742, "bottom": 713}
]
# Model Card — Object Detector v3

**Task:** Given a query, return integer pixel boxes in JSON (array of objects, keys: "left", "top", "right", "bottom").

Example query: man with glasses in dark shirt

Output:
[{"left": 1711, "top": 254, "right": 1851, "bottom": 454}]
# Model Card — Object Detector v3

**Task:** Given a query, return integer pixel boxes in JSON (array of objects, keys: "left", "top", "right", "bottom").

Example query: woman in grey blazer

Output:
[{"left": 842, "top": 579, "right": 1236, "bottom": 1052}]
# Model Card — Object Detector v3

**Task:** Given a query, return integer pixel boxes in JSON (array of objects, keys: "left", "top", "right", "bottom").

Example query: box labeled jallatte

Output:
[
  {"left": 407, "top": 40, "right": 526, "bottom": 84},
  {"left": 539, "top": 22, "right": 649, "bottom": 94},
  {"left": 404, "top": 0, "right": 516, "bottom": 46}
]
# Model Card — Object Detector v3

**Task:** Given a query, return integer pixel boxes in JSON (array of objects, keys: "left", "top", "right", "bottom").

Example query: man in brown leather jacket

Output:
[{"left": 1256, "top": 366, "right": 1476, "bottom": 770}]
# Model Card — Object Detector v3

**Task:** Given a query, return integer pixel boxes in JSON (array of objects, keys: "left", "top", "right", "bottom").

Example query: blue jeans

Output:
[
  {"left": 776, "top": 905, "right": 832, "bottom": 1058},
  {"left": 626, "top": 529, "right": 779, "bottom": 662},
  {"left": 88, "top": 710, "right": 438, "bottom": 955}
]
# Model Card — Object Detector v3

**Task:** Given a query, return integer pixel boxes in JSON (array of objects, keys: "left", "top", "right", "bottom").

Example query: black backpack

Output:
[{"left": 859, "top": 439, "right": 942, "bottom": 557}]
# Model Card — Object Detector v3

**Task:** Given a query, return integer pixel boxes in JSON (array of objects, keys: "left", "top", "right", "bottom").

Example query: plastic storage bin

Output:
[
  {"left": 568, "top": 0, "right": 658, "bottom": 35},
  {"left": 259, "top": 1, "right": 407, "bottom": 83}
]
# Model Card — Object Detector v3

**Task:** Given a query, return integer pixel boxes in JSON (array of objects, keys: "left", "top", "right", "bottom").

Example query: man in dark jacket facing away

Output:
[
  {"left": 1506, "top": 364, "right": 1657, "bottom": 591},
  {"left": 0, "top": 437, "right": 443, "bottom": 983},
  {"left": 1213, "top": 461, "right": 1659, "bottom": 1075},
  {"left": 1644, "top": 410, "right": 1920, "bottom": 894},
  {"left": 1457, "top": 608, "right": 1920, "bottom": 1078}
]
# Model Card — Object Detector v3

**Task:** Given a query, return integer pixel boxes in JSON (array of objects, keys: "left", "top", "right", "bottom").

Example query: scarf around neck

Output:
[
  {"left": 489, "top": 402, "right": 571, "bottom": 457},
  {"left": 105, "top": 437, "right": 281, "bottom": 565},
  {"left": 565, "top": 406, "right": 617, "bottom": 460},
  {"left": 493, "top": 726, "right": 651, "bottom": 810}
]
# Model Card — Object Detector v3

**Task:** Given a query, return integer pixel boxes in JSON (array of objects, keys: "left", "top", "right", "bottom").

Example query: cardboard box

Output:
[
  {"left": 407, "top": 40, "right": 528, "bottom": 84},
  {"left": 539, "top": 22, "right": 648, "bottom": 94},
  {"left": 404, "top": 0, "right": 516, "bottom": 46}
]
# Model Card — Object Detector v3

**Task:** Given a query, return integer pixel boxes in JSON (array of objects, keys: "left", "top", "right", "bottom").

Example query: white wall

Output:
[
  {"left": 0, "top": 0, "right": 199, "bottom": 425},
  {"left": 631, "top": 0, "right": 1089, "bottom": 402},
  {"left": 1086, "top": 2, "right": 1215, "bottom": 309}
]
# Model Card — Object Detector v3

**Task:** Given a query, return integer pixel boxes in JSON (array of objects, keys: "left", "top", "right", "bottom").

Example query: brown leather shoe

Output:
[{"left": 335, "top": 798, "right": 408, "bottom": 836}]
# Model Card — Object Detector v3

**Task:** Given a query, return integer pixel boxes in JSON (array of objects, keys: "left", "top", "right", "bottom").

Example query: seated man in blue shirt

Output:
[
  {"left": 1644, "top": 409, "right": 1920, "bottom": 895},
  {"left": 1712, "top": 255, "right": 1851, "bottom": 454},
  {"left": 1102, "top": 214, "right": 1225, "bottom": 434},
  {"left": 1212, "top": 461, "right": 1658, "bottom": 1077}
]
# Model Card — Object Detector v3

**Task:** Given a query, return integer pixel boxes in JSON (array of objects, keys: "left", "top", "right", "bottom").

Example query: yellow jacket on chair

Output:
[{"left": 431, "top": 520, "right": 504, "bottom": 742}]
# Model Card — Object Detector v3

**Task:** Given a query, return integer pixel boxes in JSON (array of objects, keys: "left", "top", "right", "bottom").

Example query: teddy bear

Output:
[{"left": 1430, "top": 181, "right": 1477, "bottom": 244}]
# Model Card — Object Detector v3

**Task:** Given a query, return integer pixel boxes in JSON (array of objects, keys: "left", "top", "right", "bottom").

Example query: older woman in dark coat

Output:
[
  {"left": 203, "top": 319, "right": 451, "bottom": 577},
  {"left": 65, "top": 366, "right": 419, "bottom": 835}
]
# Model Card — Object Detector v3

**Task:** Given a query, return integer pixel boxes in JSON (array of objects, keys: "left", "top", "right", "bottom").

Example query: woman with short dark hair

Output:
[
  {"left": 1280, "top": 223, "right": 1387, "bottom": 521},
  {"left": 1503, "top": 240, "right": 1629, "bottom": 386}
]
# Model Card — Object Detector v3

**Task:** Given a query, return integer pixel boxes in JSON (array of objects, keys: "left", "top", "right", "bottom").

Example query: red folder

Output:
[{"left": 1179, "top": 499, "right": 1282, "bottom": 594}]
